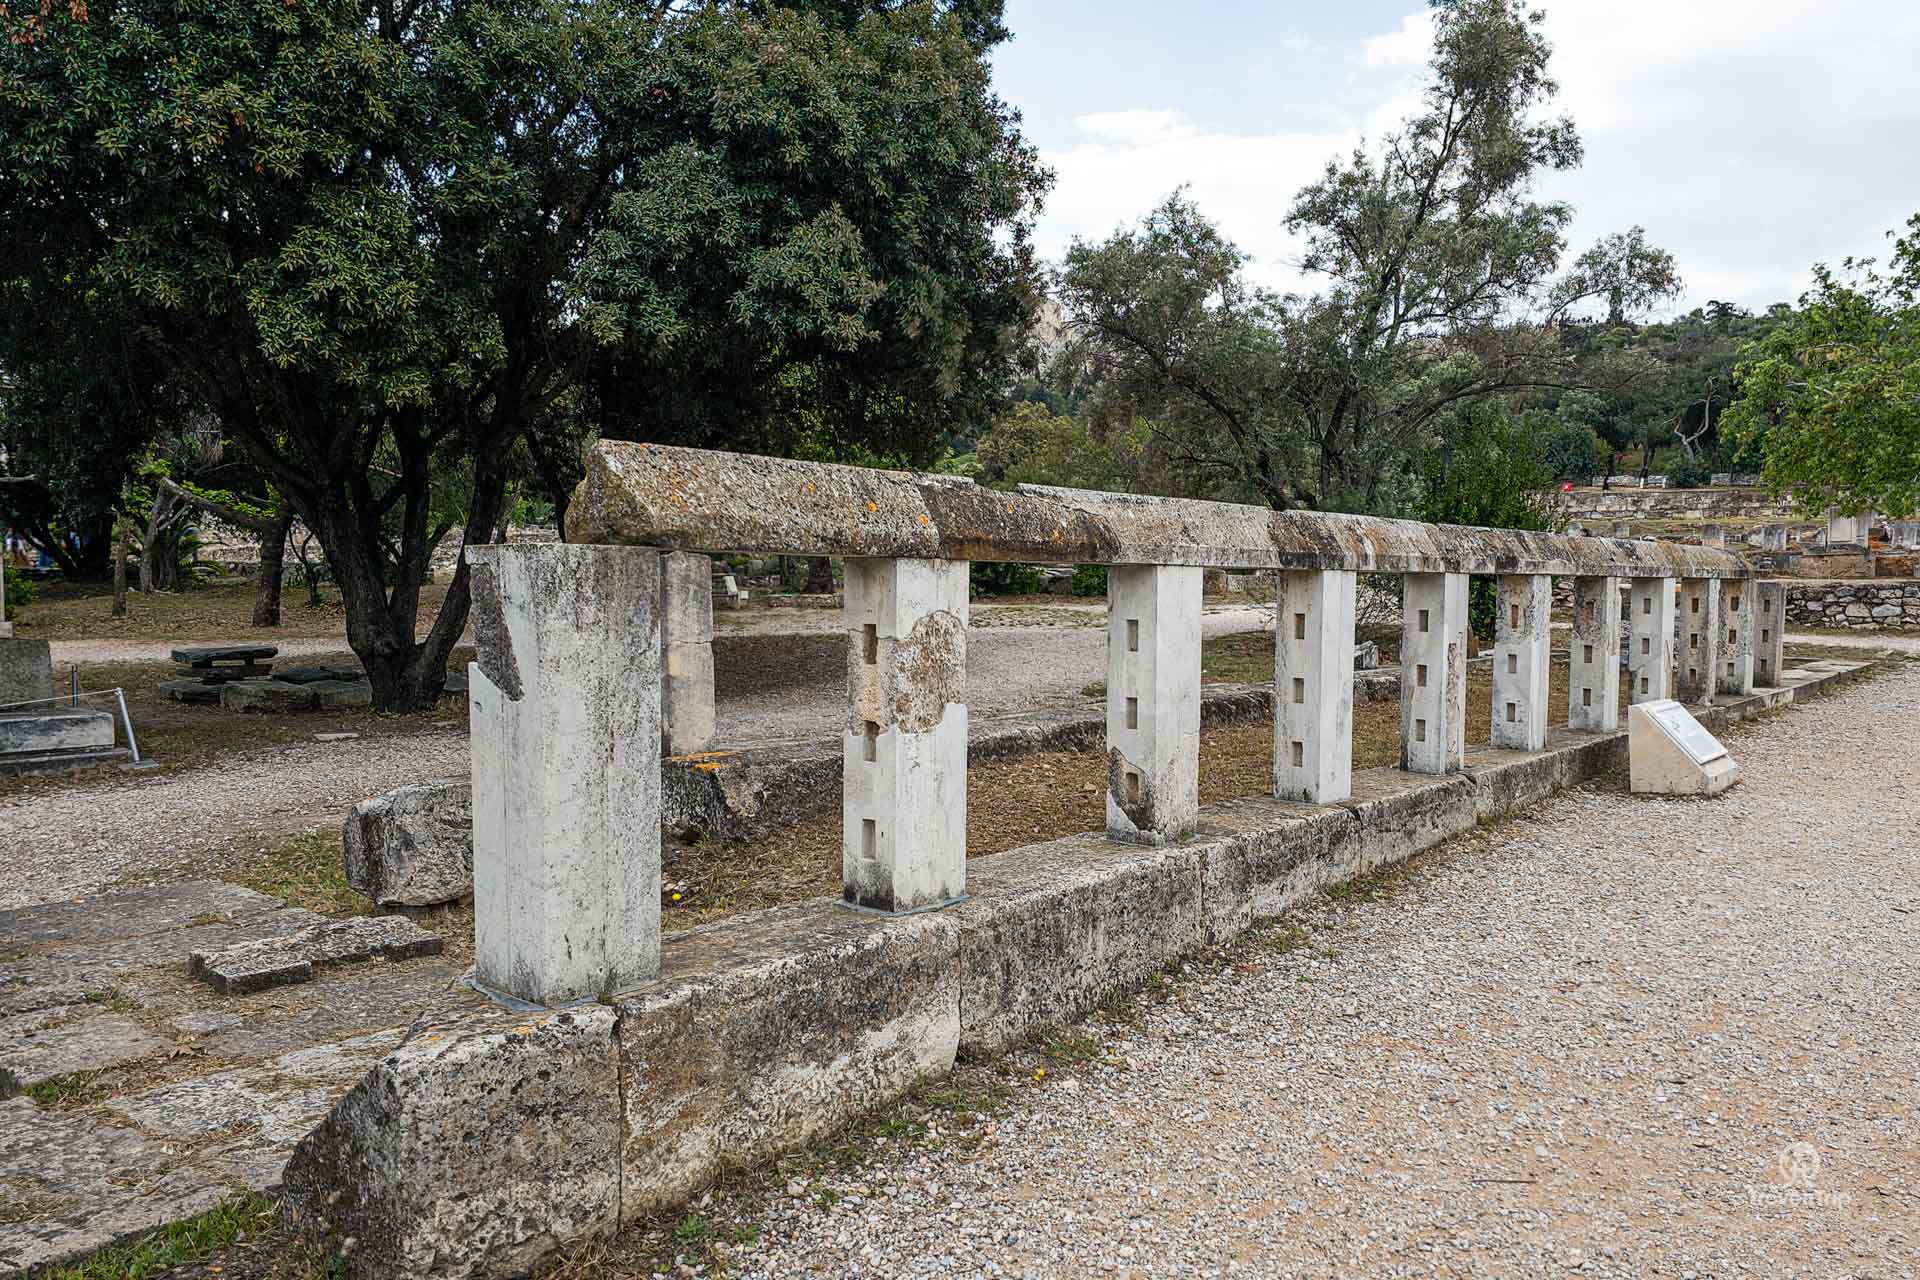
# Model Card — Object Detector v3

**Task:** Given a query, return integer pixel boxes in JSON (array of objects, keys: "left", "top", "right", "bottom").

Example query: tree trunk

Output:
[
  {"left": 111, "top": 515, "right": 129, "bottom": 616},
  {"left": 251, "top": 514, "right": 290, "bottom": 627},
  {"left": 139, "top": 489, "right": 187, "bottom": 593},
  {"left": 803, "top": 555, "right": 834, "bottom": 594}
]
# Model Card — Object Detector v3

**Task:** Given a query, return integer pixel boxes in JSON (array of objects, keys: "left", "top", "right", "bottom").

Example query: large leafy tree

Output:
[
  {"left": 1, "top": 0, "right": 1045, "bottom": 708},
  {"left": 1057, "top": 0, "right": 1677, "bottom": 514},
  {"left": 1723, "top": 216, "right": 1920, "bottom": 519}
]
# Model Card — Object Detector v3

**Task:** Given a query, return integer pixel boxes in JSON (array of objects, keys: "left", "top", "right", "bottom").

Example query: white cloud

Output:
[
  {"left": 1031, "top": 2, "right": 1920, "bottom": 313},
  {"left": 1362, "top": 10, "right": 1433, "bottom": 68}
]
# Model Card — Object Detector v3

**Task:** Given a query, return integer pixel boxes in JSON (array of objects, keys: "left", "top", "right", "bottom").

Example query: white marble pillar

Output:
[
  {"left": 1399, "top": 572, "right": 1468, "bottom": 774},
  {"left": 1628, "top": 576, "right": 1677, "bottom": 704},
  {"left": 1676, "top": 577, "right": 1722, "bottom": 704},
  {"left": 659, "top": 550, "right": 715, "bottom": 756},
  {"left": 1754, "top": 580, "right": 1787, "bottom": 687},
  {"left": 1568, "top": 575, "right": 1623, "bottom": 731},
  {"left": 1106, "top": 564, "right": 1202, "bottom": 844},
  {"left": 842, "top": 557, "right": 969, "bottom": 914},
  {"left": 1716, "top": 578, "right": 1756, "bottom": 697},
  {"left": 467, "top": 543, "right": 662, "bottom": 1006},
  {"left": 1491, "top": 574, "right": 1552, "bottom": 751},
  {"left": 1273, "top": 569, "right": 1356, "bottom": 804}
]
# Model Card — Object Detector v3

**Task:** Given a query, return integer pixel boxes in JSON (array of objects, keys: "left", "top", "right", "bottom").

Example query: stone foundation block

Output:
[
  {"left": 1332, "top": 770, "right": 1480, "bottom": 874},
  {"left": 954, "top": 834, "right": 1206, "bottom": 1053},
  {"left": 189, "top": 916, "right": 443, "bottom": 994},
  {"left": 283, "top": 1006, "right": 621, "bottom": 1278},
  {"left": 618, "top": 901, "right": 958, "bottom": 1215},
  {"left": 1195, "top": 797, "right": 1348, "bottom": 944}
]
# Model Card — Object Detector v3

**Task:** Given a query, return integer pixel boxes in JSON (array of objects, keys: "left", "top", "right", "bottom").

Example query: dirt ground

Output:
[{"left": 11, "top": 580, "right": 456, "bottom": 644}]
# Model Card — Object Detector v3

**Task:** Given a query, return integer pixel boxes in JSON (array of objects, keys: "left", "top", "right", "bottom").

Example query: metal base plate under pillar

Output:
[{"left": 836, "top": 893, "right": 970, "bottom": 919}]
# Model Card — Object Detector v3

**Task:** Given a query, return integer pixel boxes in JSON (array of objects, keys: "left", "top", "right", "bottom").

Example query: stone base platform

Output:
[{"left": 282, "top": 660, "right": 1872, "bottom": 1278}]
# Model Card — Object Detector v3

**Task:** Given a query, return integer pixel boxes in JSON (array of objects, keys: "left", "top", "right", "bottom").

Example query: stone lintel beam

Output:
[{"left": 566, "top": 442, "right": 1752, "bottom": 580}]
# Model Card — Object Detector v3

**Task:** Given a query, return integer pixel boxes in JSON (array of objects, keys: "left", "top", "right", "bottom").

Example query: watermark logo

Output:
[{"left": 1744, "top": 1142, "right": 1852, "bottom": 1211}]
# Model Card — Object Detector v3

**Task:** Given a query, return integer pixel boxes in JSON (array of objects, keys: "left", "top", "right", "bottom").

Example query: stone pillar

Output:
[
  {"left": 1273, "top": 569, "right": 1356, "bottom": 804},
  {"left": 1716, "top": 578, "right": 1755, "bottom": 697},
  {"left": 1754, "top": 580, "right": 1787, "bottom": 687},
  {"left": 659, "top": 551, "right": 715, "bottom": 756},
  {"left": 1490, "top": 574, "right": 1551, "bottom": 751},
  {"left": 467, "top": 544, "right": 662, "bottom": 1007},
  {"left": 1700, "top": 524, "right": 1725, "bottom": 548},
  {"left": 842, "top": 557, "right": 968, "bottom": 914},
  {"left": 1675, "top": 577, "right": 1722, "bottom": 705},
  {"left": 1628, "top": 577, "right": 1677, "bottom": 704},
  {"left": 1568, "top": 576, "right": 1623, "bottom": 731},
  {"left": 0, "top": 523, "right": 10, "bottom": 638},
  {"left": 1399, "top": 572, "right": 1468, "bottom": 774},
  {"left": 1106, "top": 565, "right": 1202, "bottom": 844}
]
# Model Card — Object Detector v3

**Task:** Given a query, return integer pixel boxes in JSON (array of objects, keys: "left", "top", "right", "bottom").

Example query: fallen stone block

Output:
[
  {"left": 306, "top": 678, "right": 372, "bottom": 709},
  {"left": 171, "top": 644, "right": 278, "bottom": 666},
  {"left": 160, "top": 678, "right": 223, "bottom": 704},
  {"left": 283, "top": 1006, "right": 622, "bottom": 1278},
  {"left": 220, "top": 678, "right": 318, "bottom": 713},
  {"left": 274, "top": 664, "right": 366, "bottom": 685},
  {"left": 188, "top": 916, "right": 443, "bottom": 994},
  {"left": 344, "top": 780, "right": 474, "bottom": 908}
]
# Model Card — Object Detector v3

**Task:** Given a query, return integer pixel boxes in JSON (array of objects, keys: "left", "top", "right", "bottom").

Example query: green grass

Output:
[
  {"left": 37, "top": 1191, "right": 281, "bottom": 1280},
  {"left": 227, "top": 828, "right": 366, "bottom": 917},
  {"left": 21, "top": 1072, "right": 108, "bottom": 1109}
]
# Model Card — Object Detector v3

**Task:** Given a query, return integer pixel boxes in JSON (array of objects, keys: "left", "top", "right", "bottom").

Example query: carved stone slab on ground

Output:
[{"left": 188, "top": 916, "right": 444, "bottom": 994}]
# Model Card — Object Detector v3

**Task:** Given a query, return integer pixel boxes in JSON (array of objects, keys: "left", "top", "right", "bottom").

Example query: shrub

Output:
[
  {"left": 1069, "top": 565, "right": 1108, "bottom": 596},
  {"left": 1669, "top": 459, "right": 1713, "bottom": 489},
  {"left": 3, "top": 563, "right": 36, "bottom": 619},
  {"left": 970, "top": 562, "right": 1042, "bottom": 597}
]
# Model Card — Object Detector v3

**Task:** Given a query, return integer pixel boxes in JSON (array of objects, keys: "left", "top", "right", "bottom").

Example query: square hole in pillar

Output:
[
  {"left": 1126, "top": 618, "right": 1139, "bottom": 653},
  {"left": 863, "top": 624, "right": 878, "bottom": 665},
  {"left": 862, "top": 721, "right": 878, "bottom": 763},
  {"left": 1761, "top": 629, "right": 1770, "bottom": 643},
  {"left": 1418, "top": 609, "right": 1430, "bottom": 633},
  {"left": 1583, "top": 644, "right": 1594, "bottom": 664},
  {"left": 1125, "top": 696, "right": 1138, "bottom": 730},
  {"left": 1505, "top": 701, "right": 1516, "bottom": 723},
  {"left": 1416, "top": 663, "right": 1428, "bottom": 688},
  {"left": 1642, "top": 596, "right": 1652, "bottom": 614},
  {"left": 1691, "top": 597, "right": 1700, "bottom": 615},
  {"left": 1688, "top": 666, "right": 1697, "bottom": 680},
  {"left": 1582, "top": 687, "right": 1593, "bottom": 708},
  {"left": 1506, "top": 653, "right": 1518, "bottom": 675},
  {"left": 1126, "top": 771, "right": 1142, "bottom": 804},
  {"left": 1509, "top": 604, "right": 1520, "bottom": 629},
  {"left": 1415, "top": 718, "right": 1427, "bottom": 743},
  {"left": 1732, "top": 594, "right": 1742, "bottom": 611},
  {"left": 1291, "top": 677, "right": 1305, "bottom": 705},
  {"left": 1293, "top": 612, "right": 1306, "bottom": 641},
  {"left": 1690, "top": 634, "right": 1698, "bottom": 650},
  {"left": 1290, "top": 740, "right": 1304, "bottom": 768},
  {"left": 1641, "top": 637, "right": 1650, "bottom": 655},
  {"left": 1639, "top": 676, "right": 1649, "bottom": 694},
  {"left": 1726, "top": 662, "right": 1735, "bottom": 677},
  {"left": 1729, "top": 629, "right": 1738, "bottom": 645},
  {"left": 861, "top": 818, "right": 877, "bottom": 861}
]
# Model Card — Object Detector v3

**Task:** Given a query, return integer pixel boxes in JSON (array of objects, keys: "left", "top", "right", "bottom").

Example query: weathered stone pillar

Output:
[
  {"left": 1628, "top": 576, "right": 1676, "bottom": 704},
  {"left": 1716, "top": 578, "right": 1755, "bottom": 697},
  {"left": 1399, "top": 572, "right": 1468, "bottom": 774},
  {"left": 0, "top": 523, "right": 10, "bottom": 638},
  {"left": 1676, "top": 577, "right": 1722, "bottom": 704},
  {"left": 1491, "top": 574, "right": 1552, "bottom": 751},
  {"left": 659, "top": 550, "right": 715, "bottom": 756},
  {"left": 1754, "top": 580, "right": 1787, "bottom": 687},
  {"left": 467, "top": 544, "right": 662, "bottom": 1006},
  {"left": 1273, "top": 569, "right": 1356, "bottom": 804},
  {"left": 1700, "top": 524, "right": 1725, "bottom": 548},
  {"left": 843, "top": 557, "right": 968, "bottom": 913},
  {"left": 1568, "top": 575, "right": 1623, "bottom": 731},
  {"left": 1106, "top": 564, "right": 1202, "bottom": 844}
]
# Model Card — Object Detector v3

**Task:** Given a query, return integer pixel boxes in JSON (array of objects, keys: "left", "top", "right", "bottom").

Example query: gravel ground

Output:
[
  {"left": 673, "top": 661, "right": 1920, "bottom": 1280},
  {"left": 1783, "top": 631, "right": 1920, "bottom": 655}
]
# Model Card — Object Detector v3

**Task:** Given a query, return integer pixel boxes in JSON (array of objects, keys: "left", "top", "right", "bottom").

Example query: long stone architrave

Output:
[
  {"left": 567, "top": 442, "right": 1752, "bottom": 581},
  {"left": 1568, "top": 575, "right": 1623, "bottom": 731},
  {"left": 1676, "top": 577, "right": 1722, "bottom": 706},
  {"left": 1398, "top": 572, "right": 1468, "bottom": 774},
  {"left": 465, "top": 544, "right": 663, "bottom": 1007},
  {"left": 1273, "top": 569, "right": 1357, "bottom": 804},
  {"left": 1628, "top": 576, "right": 1678, "bottom": 705},
  {"left": 1104, "top": 565, "right": 1202, "bottom": 844},
  {"left": 1490, "top": 574, "right": 1551, "bottom": 751},
  {"left": 842, "top": 557, "right": 969, "bottom": 914}
]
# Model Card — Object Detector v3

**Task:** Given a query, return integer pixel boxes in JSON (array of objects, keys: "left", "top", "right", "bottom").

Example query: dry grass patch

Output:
[{"left": 12, "top": 579, "right": 452, "bottom": 643}]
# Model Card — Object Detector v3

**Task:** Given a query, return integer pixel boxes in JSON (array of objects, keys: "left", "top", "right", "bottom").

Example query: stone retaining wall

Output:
[
  {"left": 1785, "top": 580, "right": 1920, "bottom": 628},
  {"left": 1554, "top": 487, "right": 1792, "bottom": 520}
]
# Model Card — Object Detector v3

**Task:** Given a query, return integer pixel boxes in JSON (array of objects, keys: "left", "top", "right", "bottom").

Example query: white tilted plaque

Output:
[{"left": 1629, "top": 699, "right": 1740, "bottom": 796}]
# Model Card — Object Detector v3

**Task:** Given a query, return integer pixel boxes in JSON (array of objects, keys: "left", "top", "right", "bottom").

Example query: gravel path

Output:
[
  {"left": 694, "top": 661, "right": 1920, "bottom": 1279},
  {"left": 1784, "top": 630, "right": 1920, "bottom": 655},
  {"left": 4, "top": 613, "right": 1274, "bottom": 910}
]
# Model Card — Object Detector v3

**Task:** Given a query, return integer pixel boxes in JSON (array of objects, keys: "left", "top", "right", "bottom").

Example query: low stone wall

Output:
[
  {"left": 1555, "top": 486, "right": 1791, "bottom": 521},
  {"left": 284, "top": 664, "right": 1867, "bottom": 1277},
  {"left": 1785, "top": 580, "right": 1920, "bottom": 628}
]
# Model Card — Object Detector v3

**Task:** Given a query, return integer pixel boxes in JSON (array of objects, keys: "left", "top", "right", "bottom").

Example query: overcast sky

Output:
[{"left": 991, "top": 0, "right": 1920, "bottom": 316}]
